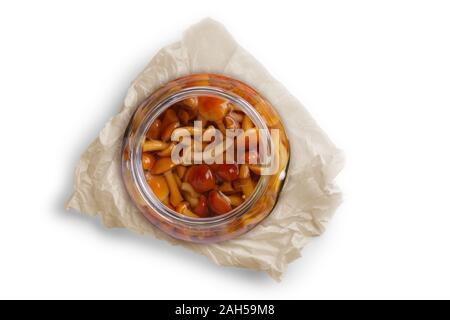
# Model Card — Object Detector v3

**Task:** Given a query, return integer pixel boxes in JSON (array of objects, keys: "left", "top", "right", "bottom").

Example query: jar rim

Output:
[{"left": 131, "top": 86, "right": 272, "bottom": 227}]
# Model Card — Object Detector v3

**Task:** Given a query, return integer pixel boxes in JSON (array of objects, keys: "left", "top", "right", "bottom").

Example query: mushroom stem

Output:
[
  {"left": 218, "top": 181, "right": 235, "bottom": 194},
  {"left": 164, "top": 170, "right": 184, "bottom": 206},
  {"left": 157, "top": 142, "right": 175, "bottom": 157},
  {"left": 171, "top": 126, "right": 202, "bottom": 141},
  {"left": 176, "top": 166, "right": 187, "bottom": 179},
  {"left": 175, "top": 202, "right": 199, "bottom": 218},
  {"left": 239, "top": 164, "right": 250, "bottom": 179},
  {"left": 181, "top": 182, "right": 200, "bottom": 198},
  {"left": 228, "top": 194, "right": 244, "bottom": 207},
  {"left": 240, "top": 177, "right": 254, "bottom": 199},
  {"left": 143, "top": 140, "right": 169, "bottom": 152}
]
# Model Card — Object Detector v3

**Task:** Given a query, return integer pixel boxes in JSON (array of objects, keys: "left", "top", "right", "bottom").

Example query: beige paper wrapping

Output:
[{"left": 66, "top": 18, "right": 344, "bottom": 281}]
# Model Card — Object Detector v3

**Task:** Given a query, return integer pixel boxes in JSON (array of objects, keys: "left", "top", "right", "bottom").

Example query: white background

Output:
[{"left": 0, "top": 0, "right": 449, "bottom": 300}]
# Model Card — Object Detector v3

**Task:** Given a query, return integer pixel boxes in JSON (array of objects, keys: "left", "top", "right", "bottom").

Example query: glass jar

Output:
[{"left": 122, "top": 74, "right": 290, "bottom": 243}]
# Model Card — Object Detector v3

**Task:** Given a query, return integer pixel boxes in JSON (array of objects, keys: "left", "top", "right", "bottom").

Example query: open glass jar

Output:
[{"left": 122, "top": 74, "right": 290, "bottom": 243}]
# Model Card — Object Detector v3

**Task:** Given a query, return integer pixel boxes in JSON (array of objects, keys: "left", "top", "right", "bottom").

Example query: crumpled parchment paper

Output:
[{"left": 66, "top": 18, "right": 344, "bottom": 281}]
